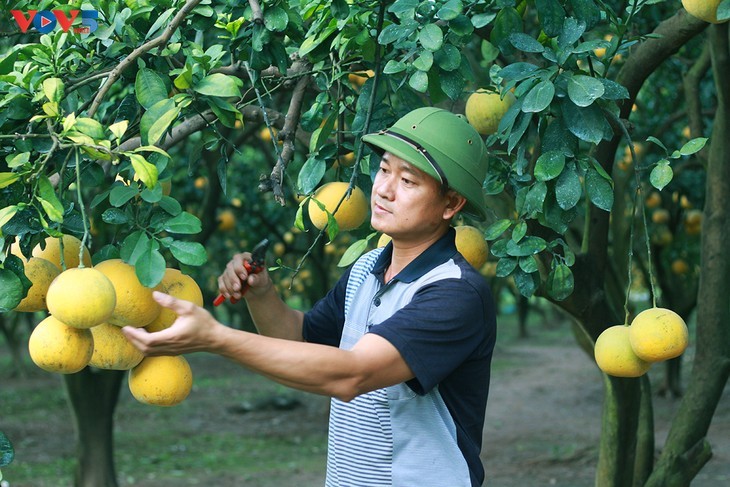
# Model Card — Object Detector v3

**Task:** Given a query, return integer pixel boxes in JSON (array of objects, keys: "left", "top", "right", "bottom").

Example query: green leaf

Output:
[
  {"left": 409, "top": 70, "right": 429, "bottom": 93},
  {"left": 509, "top": 33, "right": 545, "bottom": 53},
  {"left": 557, "top": 16, "right": 585, "bottom": 49},
  {"left": 0, "top": 205, "right": 18, "bottom": 231},
  {"left": 535, "top": 0, "right": 566, "bottom": 38},
  {"left": 135, "top": 68, "right": 168, "bottom": 110},
  {"left": 297, "top": 157, "right": 326, "bottom": 195},
  {"left": 546, "top": 263, "right": 574, "bottom": 300},
  {"left": 419, "top": 23, "right": 444, "bottom": 51},
  {"left": 586, "top": 166, "right": 614, "bottom": 211},
  {"left": 338, "top": 237, "right": 370, "bottom": 268},
  {"left": 108, "top": 120, "right": 129, "bottom": 140},
  {"left": 194, "top": 73, "right": 243, "bottom": 98},
  {"left": 522, "top": 80, "right": 555, "bottom": 113},
  {"left": 524, "top": 182, "right": 547, "bottom": 217},
  {"left": 555, "top": 163, "right": 582, "bottom": 210},
  {"left": 163, "top": 212, "right": 202, "bottom": 234},
  {"left": 128, "top": 153, "right": 158, "bottom": 188},
  {"left": 437, "top": 0, "right": 463, "bottom": 20},
  {"left": 439, "top": 70, "right": 466, "bottom": 101},
  {"left": 0, "top": 430, "right": 14, "bottom": 468},
  {"left": 490, "top": 8, "right": 523, "bottom": 50},
  {"left": 679, "top": 137, "right": 708, "bottom": 156},
  {"left": 101, "top": 207, "right": 129, "bottom": 225},
  {"left": 650, "top": 161, "right": 673, "bottom": 191},
  {"left": 506, "top": 236, "right": 547, "bottom": 257},
  {"left": 109, "top": 185, "right": 139, "bottom": 207},
  {"left": 158, "top": 195, "right": 182, "bottom": 216},
  {"left": 718, "top": 0, "right": 730, "bottom": 21},
  {"left": 0, "top": 50, "right": 18, "bottom": 76},
  {"left": 499, "top": 62, "right": 539, "bottom": 82},
  {"left": 43, "top": 77, "right": 64, "bottom": 103},
  {"left": 561, "top": 101, "right": 610, "bottom": 144},
  {"left": 534, "top": 151, "right": 565, "bottom": 181},
  {"left": 0, "top": 174, "right": 20, "bottom": 190},
  {"left": 512, "top": 221, "right": 527, "bottom": 242},
  {"left": 140, "top": 98, "right": 180, "bottom": 146},
  {"left": 383, "top": 60, "right": 407, "bottom": 74},
  {"left": 6, "top": 152, "right": 30, "bottom": 169},
  {"left": 135, "top": 247, "right": 166, "bottom": 288},
  {"left": 496, "top": 257, "right": 518, "bottom": 277},
  {"left": 264, "top": 6, "right": 289, "bottom": 31},
  {"left": 485, "top": 219, "right": 512, "bottom": 240},
  {"left": 0, "top": 269, "right": 23, "bottom": 312},
  {"left": 646, "top": 136, "right": 668, "bottom": 153},
  {"left": 513, "top": 267, "right": 540, "bottom": 298},
  {"left": 169, "top": 240, "right": 208, "bottom": 266},
  {"left": 413, "top": 51, "right": 434, "bottom": 72},
  {"left": 519, "top": 255, "right": 539, "bottom": 274},
  {"left": 598, "top": 79, "right": 629, "bottom": 100},
  {"left": 73, "top": 117, "right": 106, "bottom": 140},
  {"left": 121, "top": 231, "right": 151, "bottom": 264},
  {"left": 36, "top": 176, "right": 64, "bottom": 223},
  {"left": 569, "top": 0, "right": 601, "bottom": 30},
  {"left": 567, "top": 74, "right": 605, "bottom": 107}
]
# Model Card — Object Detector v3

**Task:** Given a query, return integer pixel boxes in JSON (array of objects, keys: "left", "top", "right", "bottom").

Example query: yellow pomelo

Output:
[
  {"left": 145, "top": 268, "right": 204, "bottom": 332},
  {"left": 628, "top": 307, "right": 689, "bottom": 362},
  {"left": 46, "top": 267, "right": 117, "bottom": 328},
  {"left": 465, "top": 89, "right": 516, "bottom": 135},
  {"left": 681, "top": 0, "right": 726, "bottom": 24},
  {"left": 128, "top": 355, "right": 193, "bottom": 406},
  {"left": 377, "top": 233, "right": 392, "bottom": 248},
  {"left": 308, "top": 182, "right": 369, "bottom": 231},
  {"left": 31, "top": 235, "right": 92, "bottom": 271},
  {"left": 94, "top": 259, "right": 161, "bottom": 328},
  {"left": 28, "top": 315, "right": 94, "bottom": 374},
  {"left": 455, "top": 225, "right": 489, "bottom": 269},
  {"left": 89, "top": 323, "right": 144, "bottom": 370},
  {"left": 13, "top": 257, "right": 60, "bottom": 313},
  {"left": 217, "top": 209, "right": 236, "bottom": 231},
  {"left": 594, "top": 325, "right": 651, "bottom": 378}
]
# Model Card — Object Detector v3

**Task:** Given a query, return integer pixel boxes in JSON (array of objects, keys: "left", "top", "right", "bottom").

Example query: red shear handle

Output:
[{"left": 213, "top": 261, "right": 256, "bottom": 306}]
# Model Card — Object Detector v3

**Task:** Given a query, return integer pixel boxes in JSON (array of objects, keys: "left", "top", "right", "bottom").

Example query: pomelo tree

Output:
[{"left": 1, "top": 1, "right": 729, "bottom": 486}]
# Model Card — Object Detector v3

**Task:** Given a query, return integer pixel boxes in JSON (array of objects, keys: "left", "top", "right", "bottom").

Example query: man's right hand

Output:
[{"left": 217, "top": 252, "right": 272, "bottom": 302}]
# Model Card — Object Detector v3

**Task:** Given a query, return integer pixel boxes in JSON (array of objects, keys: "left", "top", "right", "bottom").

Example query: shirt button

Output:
[{"left": 373, "top": 297, "right": 381, "bottom": 306}]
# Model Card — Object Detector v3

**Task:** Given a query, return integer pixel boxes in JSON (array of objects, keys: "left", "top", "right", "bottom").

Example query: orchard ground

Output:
[{"left": 2, "top": 310, "right": 729, "bottom": 487}]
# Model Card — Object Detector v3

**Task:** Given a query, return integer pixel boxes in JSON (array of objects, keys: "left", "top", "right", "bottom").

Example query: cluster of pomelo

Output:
[
  {"left": 13, "top": 235, "right": 202, "bottom": 407},
  {"left": 594, "top": 307, "right": 689, "bottom": 378}
]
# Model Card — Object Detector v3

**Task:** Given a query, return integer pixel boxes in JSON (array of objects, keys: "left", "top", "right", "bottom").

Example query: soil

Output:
[{"left": 2, "top": 328, "right": 729, "bottom": 487}]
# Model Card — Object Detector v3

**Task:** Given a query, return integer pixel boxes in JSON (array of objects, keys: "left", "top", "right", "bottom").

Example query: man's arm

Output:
[{"left": 122, "top": 292, "right": 414, "bottom": 402}]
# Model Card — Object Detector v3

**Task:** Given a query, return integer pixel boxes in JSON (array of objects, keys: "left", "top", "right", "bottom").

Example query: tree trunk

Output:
[
  {"left": 64, "top": 368, "right": 125, "bottom": 487},
  {"left": 645, "top": 22, "right": 730, "bottom": 487}
]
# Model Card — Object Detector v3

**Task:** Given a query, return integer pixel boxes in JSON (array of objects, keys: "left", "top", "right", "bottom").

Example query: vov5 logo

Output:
[{"left": 11, "top": 9, "right": 99, "bottom": 34}]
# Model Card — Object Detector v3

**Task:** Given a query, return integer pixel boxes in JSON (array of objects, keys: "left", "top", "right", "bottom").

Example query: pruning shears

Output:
[{"left": 213, "top": 238, "right": 270, "bottom": 306}]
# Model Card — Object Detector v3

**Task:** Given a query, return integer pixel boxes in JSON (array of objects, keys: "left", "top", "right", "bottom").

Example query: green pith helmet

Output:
[{"left": 361, "top": 107, "right": 489, "bottom": 221}]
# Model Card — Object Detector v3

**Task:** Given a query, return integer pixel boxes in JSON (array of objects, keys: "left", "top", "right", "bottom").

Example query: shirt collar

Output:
[{"left": 372, "top": 227, "right": 457, "bottom": 284}]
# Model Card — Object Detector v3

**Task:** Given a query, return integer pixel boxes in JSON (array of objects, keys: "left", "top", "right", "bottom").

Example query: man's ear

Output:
[{"left": 443, "top": 191, "right": 467, "bottom": 220}]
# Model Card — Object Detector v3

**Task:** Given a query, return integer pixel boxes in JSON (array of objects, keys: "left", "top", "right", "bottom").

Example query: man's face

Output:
[{"left": 370, "top": 152, "right": 458, "bottom": 242}]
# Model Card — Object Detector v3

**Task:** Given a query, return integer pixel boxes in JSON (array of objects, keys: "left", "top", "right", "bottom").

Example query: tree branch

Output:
[
  {"left": 264, "top": 67, "right": 312, "bottom": 205},
  {"left": 87, "top": 0, "right": 203, "bottom": 118}
]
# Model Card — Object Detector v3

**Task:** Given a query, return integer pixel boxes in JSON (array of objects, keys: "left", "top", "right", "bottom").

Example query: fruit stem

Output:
[
  {"left": 613, "top": 112, "right": 659, "bottom": 312},
  {"left": 74, "top": 149, "right": 89, "bottom": 269}
]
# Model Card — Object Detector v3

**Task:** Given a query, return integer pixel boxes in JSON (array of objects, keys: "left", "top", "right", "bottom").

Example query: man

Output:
[{"left": 123, "top": 107, "right": 497, "bottom": 486}]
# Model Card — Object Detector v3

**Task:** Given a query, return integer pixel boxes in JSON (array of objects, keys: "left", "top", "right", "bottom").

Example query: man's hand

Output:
[
  {"left": 122, "top": 291, "right": 222, "bottom": 356},
  {"left": 217, "top": 251, "right": 272, "bottom": 303}
]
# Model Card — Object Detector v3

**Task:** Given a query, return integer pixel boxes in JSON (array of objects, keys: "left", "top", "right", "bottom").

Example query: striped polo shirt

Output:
[{"left": 303, "top": 228, "right": 497, "bottom": 486}]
